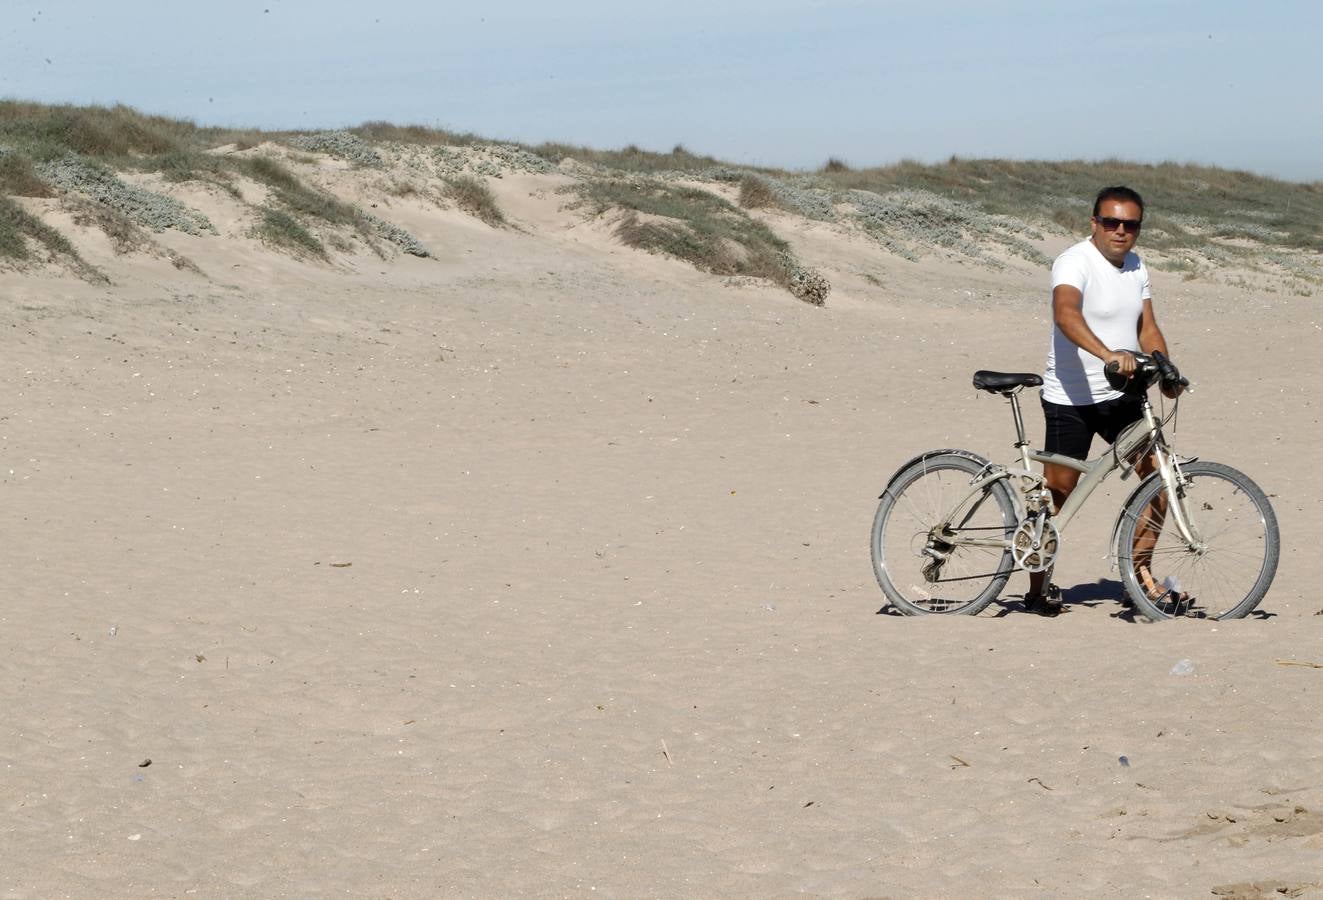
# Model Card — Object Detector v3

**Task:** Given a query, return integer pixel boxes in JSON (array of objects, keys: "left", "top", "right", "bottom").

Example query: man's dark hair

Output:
[{"left": 1093, "top": 186, "right": 1145, "bottom": 218}]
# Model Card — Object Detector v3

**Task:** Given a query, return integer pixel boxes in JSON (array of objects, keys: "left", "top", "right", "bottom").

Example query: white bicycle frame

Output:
[{"left": 935, "top": 387, "right": 1201, "bottom": 559}]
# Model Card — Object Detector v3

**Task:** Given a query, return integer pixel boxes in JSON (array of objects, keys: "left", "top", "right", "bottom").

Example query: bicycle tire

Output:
[
  {"left": 1117, "top": 461, "right": 1279, "bottom": 621},
  {"left": 871, "top": 452, "right": 1018, "bottom": 616}
]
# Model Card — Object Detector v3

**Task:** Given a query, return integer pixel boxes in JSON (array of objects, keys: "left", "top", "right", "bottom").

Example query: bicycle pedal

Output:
[{"left": 1024, "top": 594, "right": 1062, "bottom": 616}]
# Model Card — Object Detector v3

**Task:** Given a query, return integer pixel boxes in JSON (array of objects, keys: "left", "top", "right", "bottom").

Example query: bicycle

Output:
[{"left": 870, "top": 351, "right": 1279, "bottom": 620}]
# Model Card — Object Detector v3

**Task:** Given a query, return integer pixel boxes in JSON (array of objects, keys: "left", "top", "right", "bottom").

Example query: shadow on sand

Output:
[{"left": 874, "top": 577, "right": 1276, "bottom": 620}]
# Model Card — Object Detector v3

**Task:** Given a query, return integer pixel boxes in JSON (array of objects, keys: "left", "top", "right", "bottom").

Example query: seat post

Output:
[
  {"left": 1006, "top": 389, "right": 1037, "bottom": 472},
  {"left": 1007, "top": 388, "right": 1029, "bottom": 449}
]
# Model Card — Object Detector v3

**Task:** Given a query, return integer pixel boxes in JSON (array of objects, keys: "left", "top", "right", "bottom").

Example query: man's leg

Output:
[
  {"left": 1128, "top": 453, "right": 1176, "bottom": 600},
  {"left": 1028, "top": 397, "right": 1093, "bottom": 614},
  {"left": 1093, "top": 397, "right": 1173, "bottom": 602},
  {"left": 1027, "top": 462, "right": 1080, "bottom": 601}
]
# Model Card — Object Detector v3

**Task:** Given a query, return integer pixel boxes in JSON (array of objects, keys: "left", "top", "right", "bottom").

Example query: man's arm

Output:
[
  {"left": 1137, "top": 298, "right": 1183, "bottom": 396},
  {"left": 1137, "top": 299, "right": 1168, "bottom": 356},
  {"left": 1053, "top": 284, "right": 1137, "bottom": 374}
]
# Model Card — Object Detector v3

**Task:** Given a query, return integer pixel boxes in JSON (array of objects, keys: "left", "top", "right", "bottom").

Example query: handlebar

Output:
[{"left": 1103, "top": 350, "right": 1190, "bottom": 392}]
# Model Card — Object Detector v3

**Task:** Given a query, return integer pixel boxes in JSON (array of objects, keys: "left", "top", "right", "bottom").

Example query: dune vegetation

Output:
[{"left": 1, "top": 101, "right": 1318, "bottom": 299}]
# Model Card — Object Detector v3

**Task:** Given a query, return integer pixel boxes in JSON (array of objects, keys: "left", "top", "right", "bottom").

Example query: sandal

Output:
[{"left": 1135, "top": 564, "right": 1194, "bottom": 608}]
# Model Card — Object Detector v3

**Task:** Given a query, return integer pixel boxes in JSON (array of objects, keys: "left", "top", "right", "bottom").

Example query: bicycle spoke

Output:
[
  {"left": 1123, "top": 464, "right": 1278, "bottom": 620},
  {"left": 873, "top": 456, "right": 1017, "bottom": 616}
]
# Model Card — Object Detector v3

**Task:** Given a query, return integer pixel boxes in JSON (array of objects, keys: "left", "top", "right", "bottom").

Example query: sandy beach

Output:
[{"left": 3, "top": 157, "right": 1322, "bottom": 898}]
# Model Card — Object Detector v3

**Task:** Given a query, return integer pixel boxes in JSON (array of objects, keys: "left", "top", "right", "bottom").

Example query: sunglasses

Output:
[{"left": 1095, "top": 216, "right": 1143, "bottom": 232}]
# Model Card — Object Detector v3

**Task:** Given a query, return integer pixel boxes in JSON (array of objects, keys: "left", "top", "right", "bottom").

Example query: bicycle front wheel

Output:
[
  {"left": 1117, "top": 461, "right": 1279, "bottom": 620},
  {"left": 871, "top": 452, "right": 1018, "bottom": 616}
]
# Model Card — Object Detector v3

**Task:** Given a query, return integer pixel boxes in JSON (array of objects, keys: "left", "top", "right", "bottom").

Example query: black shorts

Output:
[{"left": 1041, "top": 395, "right": 1143, "bottom": 460}]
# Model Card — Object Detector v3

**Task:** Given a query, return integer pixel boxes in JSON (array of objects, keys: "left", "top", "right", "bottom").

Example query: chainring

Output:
[{"left": 1011, "top": 516, "right": 1060, "bottom": 573}]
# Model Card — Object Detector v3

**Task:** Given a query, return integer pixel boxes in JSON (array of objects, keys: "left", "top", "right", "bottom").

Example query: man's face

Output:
[{"left": 1090, "top": 198, "right": 1143, "bottom": 265}]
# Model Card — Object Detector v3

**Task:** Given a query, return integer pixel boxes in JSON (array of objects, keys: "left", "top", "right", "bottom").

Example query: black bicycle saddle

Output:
[{"left": 972, "top": 371, "right": 1043, "bottom": 393}]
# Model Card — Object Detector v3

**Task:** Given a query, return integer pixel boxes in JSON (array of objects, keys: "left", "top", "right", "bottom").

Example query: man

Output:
[{"left": 1025, "top": 186, "right": 1178, "bottom": 615}]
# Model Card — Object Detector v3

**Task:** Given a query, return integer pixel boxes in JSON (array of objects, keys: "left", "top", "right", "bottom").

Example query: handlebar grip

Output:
[{"left": 1151, "top": 350, "right": 1185, "bottom": 386}]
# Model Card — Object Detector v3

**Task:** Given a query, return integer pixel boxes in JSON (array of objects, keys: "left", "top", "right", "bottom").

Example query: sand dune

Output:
[{"left": 2, "top": 158, "right": 1321, "bottom": 898}]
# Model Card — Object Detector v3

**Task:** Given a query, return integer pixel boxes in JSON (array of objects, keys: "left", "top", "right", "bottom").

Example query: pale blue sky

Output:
[{"left": 3, "top": 1, "right": 1320, "bottom": 180}]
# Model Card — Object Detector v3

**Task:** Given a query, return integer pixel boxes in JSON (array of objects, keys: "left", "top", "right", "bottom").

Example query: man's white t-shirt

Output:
[{"left": 1043, "top": 238, "right": 1151, "bottom": 405}]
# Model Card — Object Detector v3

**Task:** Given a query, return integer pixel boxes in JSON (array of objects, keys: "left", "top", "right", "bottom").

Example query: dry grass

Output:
[
  {"left": 737, "top": 176, "right": 777, "bottom": 210},
  {"left": 445, "top": 176, "right": 505, "bottom": 226},
  {"left": 385, "top": 179, "right": 421, "bottom": 198},
  {"left": 64, "top": 194, "right": 151, "bottom": 254},
  {"left": 530, "top": 140, "right": 725, "bottom": 174},
  {"left": 351, "top": 121, "right": 483, "bottom": 147},
  {"left": 816, "top": 156, "right": 1323, "bottom": 253},
  {"left": 0, "top": 100, "right": 279, "bottom": 162},
  {"left": 1, "top": 101, "right": 1318, "bottom": 280},
  {"left": 572, "top": 178, "right": 793, "bottom": 286},
  {"left": 0, "top": 194, "right": 106, "bottom": 282},
  {"left": 167, "top": 250, "right": 203, "bottom": 274},
  {"left": 239, "top": 155, "right": 387, "bottom": 256},
  {"left": 0, "top": 152, "right": 53, "bottom": 197},
  {"left": 0, "top": 195, "right": 34, "bottom": 259},
  {"left": 154, "top": 149, "right": 231, "bottom": 183}
]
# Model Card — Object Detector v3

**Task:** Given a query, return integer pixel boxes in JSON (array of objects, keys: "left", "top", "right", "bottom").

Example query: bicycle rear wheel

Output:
[
  {"left": 871, "top": 452, "right": 1018, "bottom": 616},
  {"left": 1117, "top": 461, "right": 1279, "bottom": 620}
]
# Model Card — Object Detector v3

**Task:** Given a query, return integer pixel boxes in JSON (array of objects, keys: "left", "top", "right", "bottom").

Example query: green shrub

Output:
[
  {"left": 279, "top": 180, "right": 360, "bottom": 226},
  {"left": 151, "top": 148, "right": 231, "bottom": 184},
  {"left": 239, "top": 155, "right": 303, "bottom": 193},
  {"left": 291, "top": 131, "right": 383, "bottom": 167},
  {"left": 361, "top": 212, "right": 431, "bottom": 257},
  {"left": 252, "top": 205, "right": 327, "bottom": 259},
  {"left": 36, "top": 153, "right": 215, "bottom": 234}
]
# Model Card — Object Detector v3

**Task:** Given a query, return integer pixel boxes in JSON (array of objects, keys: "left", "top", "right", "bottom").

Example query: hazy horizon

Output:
[{"left": 3, "top": 1, "right": 1320, "bottom": 183}]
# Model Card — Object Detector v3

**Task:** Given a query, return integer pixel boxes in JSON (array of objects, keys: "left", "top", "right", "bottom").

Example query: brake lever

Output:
[{"left": 1150, "top": 350, "right": 1189, "bottom": 392}]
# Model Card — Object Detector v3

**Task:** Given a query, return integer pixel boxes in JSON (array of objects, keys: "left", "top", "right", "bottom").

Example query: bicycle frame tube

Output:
[
  {"left": 1024, "top": 396, "right": 1163, "bottom": 533},
  {"left": 930, "top": 415, "right": 1149, "bottom": 553},
  {"left": 1024, "top": 451, "right": 1097, "bottom": 531},
  {"left": 1021, "top": 395, "right": 1198, "bottom": 544},
  {"left": 929, "top": 393, "right": 1196, "bottom": 557},
  {"left": 1147, "top": 431, "right": 1201, "bottom": 546},
  {"left": 925, "top": 472, "right": 1018, "bottom": 552}
]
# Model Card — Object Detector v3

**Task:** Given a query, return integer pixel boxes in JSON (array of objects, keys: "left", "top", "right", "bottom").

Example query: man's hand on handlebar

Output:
[
  {"left": 1102, "top": 349, "right": 1137, "bottom": 376},
  {"left": 1102, "top": 349, "right": 1190, "bottom": 397}
]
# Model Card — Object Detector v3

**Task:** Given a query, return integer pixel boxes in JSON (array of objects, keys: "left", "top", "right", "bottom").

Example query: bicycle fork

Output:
[{"left": 1152, "top": 442, "right": 1203, "bottom": 549}]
